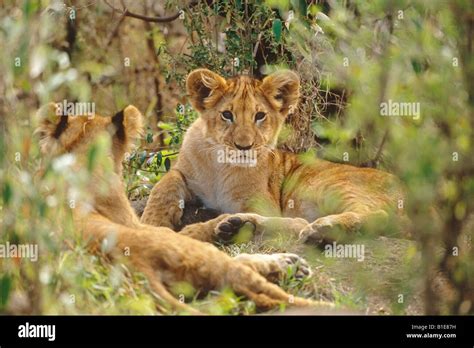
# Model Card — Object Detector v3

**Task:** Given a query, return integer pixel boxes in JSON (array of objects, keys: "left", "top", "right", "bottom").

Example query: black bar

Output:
[{"left": 0, "top": 315, "right": 472, "bottom": 346}]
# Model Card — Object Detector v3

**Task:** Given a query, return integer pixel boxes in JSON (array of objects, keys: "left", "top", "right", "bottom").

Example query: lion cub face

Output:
[
  {"left": 35, "top": 103, "right": 143, "bottom": 172},
  {"left": 186, "top": 69, "right": 300, "bottom": 152}
]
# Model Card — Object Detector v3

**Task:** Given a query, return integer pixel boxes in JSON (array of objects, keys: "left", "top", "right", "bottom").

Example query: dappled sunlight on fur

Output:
[
  {"left": 35, "top": 103, "right": 327, "bottom": 313},
  {"left": 142, "top": 69, "right": 410, "bottom": 246}
]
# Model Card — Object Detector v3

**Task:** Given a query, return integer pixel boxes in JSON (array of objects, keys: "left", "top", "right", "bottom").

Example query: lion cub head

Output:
[
  {"left": 186, "top": 69, "right": 299, "bottom": 152},
  {"left": 35, "top": 103, "right": 143, "bottom": 173}
]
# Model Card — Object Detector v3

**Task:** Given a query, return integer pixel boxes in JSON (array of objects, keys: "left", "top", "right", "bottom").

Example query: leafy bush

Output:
[{"left": 0, "top": 0, "right": 472, "bottom": 315}]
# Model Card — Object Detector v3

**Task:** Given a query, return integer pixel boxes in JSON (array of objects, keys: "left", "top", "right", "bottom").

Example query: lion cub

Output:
[
  {"left": 141, "top": 69, "right": 409, "bottom": 244},
  {"left": 35, "top": 103, "right": 317, "bottom": 313}
]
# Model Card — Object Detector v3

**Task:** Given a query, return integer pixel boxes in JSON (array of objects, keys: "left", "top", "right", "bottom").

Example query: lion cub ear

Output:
[
  {"left": 35, "top": 102, "right": 69, "bottom": 139},
  {"left": 186, "top": 69, "right": 227, "bottom": 112},
  {"left": 123, "top": 105, "right": 143, "bottom": 139},
  {"left": 260, "top": 70, "right": 300, "bottom": 116},
  {"left": 112, "top": 105, "right": 144, "bottom": 142}
]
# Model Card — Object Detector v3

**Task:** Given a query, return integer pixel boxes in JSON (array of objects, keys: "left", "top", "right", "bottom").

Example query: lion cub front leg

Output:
[
  {"left": 179, "top": 213, "right": 308, "bottom": 244},
  {"left": 214, "top": 214, "right": 309, "bottom": 243},
  {"left": 141, "top": 169, "right": 192, "bottom": 229},
  {"left": 298, "top": 209, "right": 390, "bottom": 244},
  {"left": 178, "top": 214, "right": 231, "bottom": 242}
]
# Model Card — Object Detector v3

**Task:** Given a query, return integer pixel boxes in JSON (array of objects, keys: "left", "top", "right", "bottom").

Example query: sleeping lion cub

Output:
[
  {"left": 35, "top": 103, "right": 318, "bottom": 313},
  {"left": 142, "top": 69, "right": 410, "bottom": 244}
]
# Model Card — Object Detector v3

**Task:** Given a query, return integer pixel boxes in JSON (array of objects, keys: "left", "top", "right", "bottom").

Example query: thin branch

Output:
[
  {"left": 105, "top": 9, "right": 126, "bottom": 47},
  {"left": 252, "top": 32, "right": 263, "bottom": 58},
  {"left": 104, "top": 0, "right": 198, "bottom": 23},
  {"left": 370, "top": 127, "right": 389, "bottom": 165}
]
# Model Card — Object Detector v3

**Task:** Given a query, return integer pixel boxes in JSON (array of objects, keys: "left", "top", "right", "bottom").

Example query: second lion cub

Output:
[{"left": 142, "top": 69, "right": 409, "bottom": 244}]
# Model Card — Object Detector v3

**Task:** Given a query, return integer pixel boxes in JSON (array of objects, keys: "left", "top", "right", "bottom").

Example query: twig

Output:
[
  {"left": 370, "top": 127, "right": 389, "bottom": 166},
  {"left": 252, "top": 32, "right": 263, "bottom": 58},
  {"left": 126, "top": 164, "right": 168, "bottom": 174},
  {"left": 105, "top": 9, "right": 126, "bottom": 47},
  {"left": 104, "top": 0, "right": 198, "bottom": 23}
]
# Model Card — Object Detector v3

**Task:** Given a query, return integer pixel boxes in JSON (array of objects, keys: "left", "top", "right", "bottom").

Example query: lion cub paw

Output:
[
  {"left": 234, "top": 253, "right": 312, "bottom": 281},
  {"left": 271, "top": 253, "right": 312, "bottom": 280},
  {"left": 215, "top": 214, "right": 257, "bottom": 244},
  {"left": 297, "top": 216, "right": 338, "bottom": 245}
]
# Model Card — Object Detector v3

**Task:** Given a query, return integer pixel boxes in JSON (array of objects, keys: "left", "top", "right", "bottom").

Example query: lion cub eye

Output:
[
  {"left": 220, "top": 110, "right": 234, "bottom": 122},
  {"left": 254, "top": 112, "right": 267, "bottom": 123}
]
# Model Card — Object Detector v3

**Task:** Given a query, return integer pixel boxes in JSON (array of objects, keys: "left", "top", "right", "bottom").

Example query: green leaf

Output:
[
  {"left": 272, "top": 19, "right": 282, "bottom": 42},
  {"left": 411, "top": 59, "right": 423, "bottom": 74},
  {"left": 146, "top": 132, "right": 153, "bottom": 143},
  {"left": 0, "top": 275, "right": 12, "bottom": 310},
  {"left": 139, "top": 151, "right": 147, "bottom": 165},
  {"left": 156, "top": 152, "right": 162, "bottom": 167},
  {"left": 87, "top": 144, "right": 98, "bottom": 172},
  {"left": 164, "top": 158, "right": 171, "bottom": 172},
  {"left": 232, "top": 223, "right": 254, "bottom": 244},
  {"left": 39, "top": 201, "right": 47, "bottom": 218},
  {"left": 291, "top": 0, "right": 307, "bottom": 16},
  {"left": 2, "top": 180, "right": 12, "bottom": 206},
  {"left": 158, "top": 122, "right": 174, "bottom": 131}
]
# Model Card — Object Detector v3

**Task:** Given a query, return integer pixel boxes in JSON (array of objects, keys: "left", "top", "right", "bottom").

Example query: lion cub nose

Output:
[{"left": 234, "top": 143, "right": 253, "bottom": 151}]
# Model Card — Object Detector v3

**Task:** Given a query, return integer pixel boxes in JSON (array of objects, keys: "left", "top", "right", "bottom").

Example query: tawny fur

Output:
[
  {"left": 35, "top": 103, "right": 321, "bottom": 314},
  {"left": 141, "top": 69, "right": 410, "bottom": 244}
]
